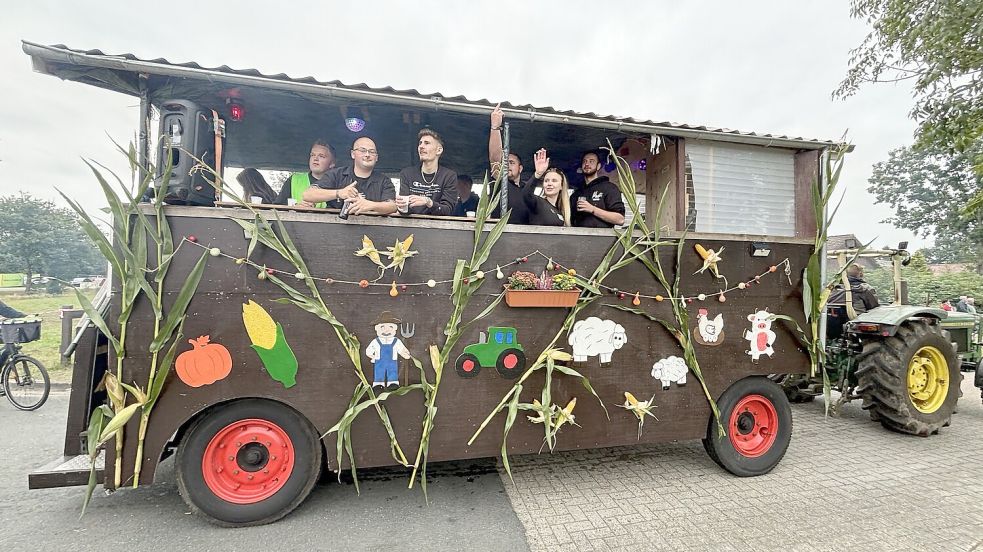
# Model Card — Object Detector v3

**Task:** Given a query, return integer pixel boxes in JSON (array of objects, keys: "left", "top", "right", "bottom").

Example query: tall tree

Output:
[
  {"left": 0, "top": 192, "right": 105, "bottom": 289},
  {"left": 867, "top": 144, "right": 983, "bottom": 273},
  {"left": 835, "top": 0, "right": 983, "bottom": 164}
]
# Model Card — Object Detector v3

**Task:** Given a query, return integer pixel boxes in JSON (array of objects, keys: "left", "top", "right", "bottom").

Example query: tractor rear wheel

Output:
[
  {"left": 855, "top": 319, "right": 959, "bottom": 436},
  {"left": 495, "top": 349, "right": 525, "bottom": 379}
]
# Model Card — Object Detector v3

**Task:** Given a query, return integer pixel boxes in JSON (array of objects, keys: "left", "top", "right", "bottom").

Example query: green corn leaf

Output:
[
  {"left": 149, "top": 252, "right": 207, "bottom": 352},
  {"left": 72, "top": 286, "right": 121, "bottom": 355},
  {"left": 500, "top": 385, "right": 522, "bottom": 484},
  {"left": 145, "top": 320, "right": 184, "bottom": 413},
  {"left": 97, "top": 403, "right": 142, "bottom": 445},
  {"left": 58, "top": 190, "right": 123, "bottom": 277}
]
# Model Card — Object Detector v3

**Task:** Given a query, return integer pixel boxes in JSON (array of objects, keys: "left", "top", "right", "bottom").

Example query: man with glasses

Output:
[
  {"left": 274, "top": 139, "right": 336, "bottom": 207},
  {"left": 303, "top": 136, "right": 397, "bottom": 216},
  {"left": 396, "top": 128, "right": 458, "bottom": 216},
  {"left": 487, "top": 104, "right": 534, "bottom": 224}
]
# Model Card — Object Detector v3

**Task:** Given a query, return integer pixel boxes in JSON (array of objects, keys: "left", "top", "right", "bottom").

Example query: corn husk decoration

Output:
[
  {"left": 242, "top": 300, "right": 299, "bottom": 388},
  {"left": 618, "top": 391, "right": 658, "bottom": 440},
  {"left": 694, "top": 243, "right": 726, "bottom": 285},
  {"left": 384, "top": 234, "right": 418, "bottom": 273},
  {"left": 355, "top": 235, "right": 385, "bottom": 268}
]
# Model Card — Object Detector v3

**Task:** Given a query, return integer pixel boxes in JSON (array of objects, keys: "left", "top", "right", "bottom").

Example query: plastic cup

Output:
[
  {"left": 286, "top": 198, "right": 297, "bottom": 206},
  {"left": 250, "top": 195, "right": 263, "bottom": 204},
  {"left": 396, "top": 195, "right": 409, "bottom": 214}
]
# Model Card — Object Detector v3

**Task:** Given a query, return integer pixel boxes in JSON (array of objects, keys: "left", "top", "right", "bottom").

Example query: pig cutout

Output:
[{"left": 743, "top": 309, "right": 776, "bottom": 361}]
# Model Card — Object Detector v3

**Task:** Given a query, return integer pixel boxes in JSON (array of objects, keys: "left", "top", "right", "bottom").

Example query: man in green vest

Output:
[{"left": 274, "top": 139, "right": 336, "bottom": 207}]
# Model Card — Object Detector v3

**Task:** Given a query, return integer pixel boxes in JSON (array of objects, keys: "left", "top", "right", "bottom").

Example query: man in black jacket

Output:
[
  {"left": 303, "top": 136, "right": 396, "bottom": 216},
  {"left": 396, "top": 128, "right": 458, "bottom": 216},
  {"left": 570, "top": 150, "right": 625, "bottom": 228}
]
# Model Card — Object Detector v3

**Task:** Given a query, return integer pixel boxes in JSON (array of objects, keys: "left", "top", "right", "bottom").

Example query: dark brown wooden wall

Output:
[{"left": 106, "top": 209, "right": 812, "bottom": 487}]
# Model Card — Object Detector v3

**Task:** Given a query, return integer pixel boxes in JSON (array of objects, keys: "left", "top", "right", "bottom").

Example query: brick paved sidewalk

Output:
[{"left": 501, "top": 375, "right": 983, "bottom": 551}]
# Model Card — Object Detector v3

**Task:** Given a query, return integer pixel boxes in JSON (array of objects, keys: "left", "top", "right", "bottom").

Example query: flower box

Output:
[{"left": 505, "top": 289, "right": 580, "bottom": 308}]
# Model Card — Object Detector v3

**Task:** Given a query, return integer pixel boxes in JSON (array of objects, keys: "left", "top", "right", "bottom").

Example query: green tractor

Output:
[
  {"left": 455, "top": 326, "right": 526, "bottom": 379},
  {"left": 776, "top": 243, "right": 982, "bottom": 435},
  {"left": 943, "top": 309, "right": 983, "bottom": 404}
]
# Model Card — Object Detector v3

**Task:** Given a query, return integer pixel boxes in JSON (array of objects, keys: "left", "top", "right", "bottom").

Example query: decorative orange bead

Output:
[
  {"left": 769, "top": 265, "right": 777, "bottom": 272},
  {"left": 655, "top": 295, "right": 664, "bottom": 302},
  {"left": 359, "top": 279, "right": 369, "bottom": 288}
]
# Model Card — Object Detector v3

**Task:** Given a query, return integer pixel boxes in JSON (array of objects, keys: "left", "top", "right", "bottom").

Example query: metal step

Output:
[{"left": 29, "top": 451, "right": 104, "bottom": 489}]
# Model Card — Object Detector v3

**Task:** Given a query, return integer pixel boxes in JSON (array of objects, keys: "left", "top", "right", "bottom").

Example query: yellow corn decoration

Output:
[
  {"left": 355, "top": 235, "right": 384, "bottom": 267},
  {"left": 555, "top": 398, "right": 577, "bottom": 428},
  {"left": 242, "top": 300, "right": 276, "bottom": 349},
  {"left": 695, "top": 243, "right": 710, "bottom": 260},
  {"left": 624, "top": 391, "right": 640, "bottom": 407}
]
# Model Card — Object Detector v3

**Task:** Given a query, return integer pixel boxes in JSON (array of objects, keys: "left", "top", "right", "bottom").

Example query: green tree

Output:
[
  {"left": 867, "top": 144, "right": 983, "bottom": 273},
  {"left": 865, "top": 251, "right": 983, "bottom": 305},
  {"left": 835, "top": 0, "right": 983, "bottom": 162},
  {"left": 0, "top": 192, "right": 105, "bottom": 290}
]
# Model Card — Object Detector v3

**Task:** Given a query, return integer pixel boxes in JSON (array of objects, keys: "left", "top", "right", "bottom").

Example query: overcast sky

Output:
[{"left": 0, "top": 1, "right": 924, "bottom": 248}]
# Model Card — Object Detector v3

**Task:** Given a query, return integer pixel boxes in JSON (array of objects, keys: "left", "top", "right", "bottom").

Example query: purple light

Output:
[
  {"left": 637, "top": 159, "right": 647, "bottom": 171},
  {"left": 345, "top": 117, "right": 366, "bottom": 132}
]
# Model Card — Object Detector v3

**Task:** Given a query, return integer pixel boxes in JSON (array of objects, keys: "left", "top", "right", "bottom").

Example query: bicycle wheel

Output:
[{"left": 3, "top": 355, "right": 50, "bottom": 411}]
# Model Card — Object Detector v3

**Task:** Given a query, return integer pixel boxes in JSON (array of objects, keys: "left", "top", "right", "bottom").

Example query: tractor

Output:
[
  {"left": 775, "top": 243, "right": 983, "bottom": 434},
  {"left": 454, "top": 327, "right": 526, "bottom": 379}
]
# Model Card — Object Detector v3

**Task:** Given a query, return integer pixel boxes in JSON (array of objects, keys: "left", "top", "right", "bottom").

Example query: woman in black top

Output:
[{"left": 523, "top": 149, "right": 571, "bottom": 227}]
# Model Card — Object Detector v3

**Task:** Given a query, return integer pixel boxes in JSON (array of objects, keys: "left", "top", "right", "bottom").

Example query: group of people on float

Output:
[{"left": 268, "top": 104, "right": 626, "bottom": 228}]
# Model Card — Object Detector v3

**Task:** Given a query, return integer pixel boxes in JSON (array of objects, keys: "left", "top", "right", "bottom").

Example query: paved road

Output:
[
  {"left": 0, "top": 393, "right": 528, "bottom": 552},
  {"left": 2, "top": 377, "right": 982, "bottom": 551}
]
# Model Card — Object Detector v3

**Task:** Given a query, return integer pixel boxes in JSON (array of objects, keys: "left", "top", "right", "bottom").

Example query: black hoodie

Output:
[{"left": 570, "top": 176, "right": 625, "bottom": 228}]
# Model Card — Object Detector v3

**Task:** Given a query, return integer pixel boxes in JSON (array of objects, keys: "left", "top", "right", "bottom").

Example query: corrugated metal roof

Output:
[{"left": 22, "top": 41, "right": 841, "bottom": 151}]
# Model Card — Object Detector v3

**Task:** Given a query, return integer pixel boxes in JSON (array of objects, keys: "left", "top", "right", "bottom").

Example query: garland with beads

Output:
[{"left": 183, "top": 235, "right": 792, "bottom": 304}]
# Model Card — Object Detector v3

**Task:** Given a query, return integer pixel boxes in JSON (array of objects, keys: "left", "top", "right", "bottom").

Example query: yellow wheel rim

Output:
[{"left": 906, "top": 346, "right": 949, "bottom": 414}]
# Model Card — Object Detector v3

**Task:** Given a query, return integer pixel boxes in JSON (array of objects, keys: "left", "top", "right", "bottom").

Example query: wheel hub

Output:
[
  {"left": 202, "top": 418, "right": 295, "bottom": 504},
  {"left": 727, "top": 395, "right": 778, "bottom": 458},
  {"left": 906, "top": 346, "right": 949, "bottom": 414}
]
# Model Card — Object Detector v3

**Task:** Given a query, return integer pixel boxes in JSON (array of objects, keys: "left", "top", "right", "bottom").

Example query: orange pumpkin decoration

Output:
[{"left": 176, "top": 335, "right": 233, "bottom": 387}]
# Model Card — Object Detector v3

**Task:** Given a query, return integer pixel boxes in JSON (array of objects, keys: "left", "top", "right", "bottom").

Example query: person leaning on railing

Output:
[
  {"left": 395, "top": 128, "right": 458, "bottom": 216},
  {"left": 521, "top": 148, "right": 571, "bottom": 227},
  {"left": 302, "top": 136, "right": 397, "bottom": 217},
  {"left": 274, "top": 139, "right": 337, "bottom": 208}
]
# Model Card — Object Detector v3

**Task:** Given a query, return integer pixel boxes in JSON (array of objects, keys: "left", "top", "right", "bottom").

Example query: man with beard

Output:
[
  {"left": 396, "top": 128, "right": 458, "bottom": 216},
  {"left": 274, "top": 139, "right": 336, "bottom": 207},
  {"left": 569, "top": 150, "right": 625, "bottom": 228},
  {"left": 487, "top": 104, "right": 534, "bottom": 224},
  {"left": 303, "top": 136, "right": 396, "bottom": 216}
]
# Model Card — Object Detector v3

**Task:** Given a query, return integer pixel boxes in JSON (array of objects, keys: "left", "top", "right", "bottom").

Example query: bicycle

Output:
[{"left": 0, "top": 319, "right": 50, "bottom": 411}]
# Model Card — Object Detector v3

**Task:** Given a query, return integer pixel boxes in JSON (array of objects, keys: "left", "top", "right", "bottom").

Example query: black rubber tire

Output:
[
  {"left": 702, "top": 377, "right": 793, "bottom": 477},
  {"left": 455, "top": 353, "right": 482, "bottom": 378},
  {"left": 3, "top": 355, "right": 50, "bottom": 411},
  {"left": 855, "top": 319, "right": 959, "bottom": 436},
  {"left": 495, "top": 349, "right": 526, "bottom": 379},
  {"left": 176, "top": 399, "right": 322, "bottom": 527}
]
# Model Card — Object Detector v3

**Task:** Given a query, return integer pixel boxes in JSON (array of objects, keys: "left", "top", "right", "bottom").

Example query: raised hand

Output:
[
  {"left": 491, "top": 103, "right": 503, "bottom": 129},
  {"left": 533, "top": 148, "right": 549, "bottom": 178}
]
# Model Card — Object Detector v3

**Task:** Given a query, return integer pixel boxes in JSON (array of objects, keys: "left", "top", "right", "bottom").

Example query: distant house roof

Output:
[{"left": 826, "top": 234, "right": 881, "bottom": 273}]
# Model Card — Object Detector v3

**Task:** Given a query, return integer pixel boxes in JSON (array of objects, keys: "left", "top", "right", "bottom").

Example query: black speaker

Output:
[{"left": 156, "top": 99, "right": 225, "bottom": 206}]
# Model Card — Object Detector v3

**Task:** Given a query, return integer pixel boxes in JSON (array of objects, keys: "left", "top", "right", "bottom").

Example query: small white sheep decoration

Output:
[
  {"left": 651, "top": 356, "right": 688, "bottom": 389},
  {"left": 567, "top": 317, "right": 627, "bottom": 366}
]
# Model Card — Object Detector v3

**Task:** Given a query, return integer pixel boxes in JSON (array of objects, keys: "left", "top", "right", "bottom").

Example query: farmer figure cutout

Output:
[{"left": 365, "top": 311, "right": 410, "bottom": 388}]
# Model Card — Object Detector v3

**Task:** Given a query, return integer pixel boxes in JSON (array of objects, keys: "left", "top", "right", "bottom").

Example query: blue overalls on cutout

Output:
[{"left": 374, "top": 338, "right": 398, "bottom": 385}]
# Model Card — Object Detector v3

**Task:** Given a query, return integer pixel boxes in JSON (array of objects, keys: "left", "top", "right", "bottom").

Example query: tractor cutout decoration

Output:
[{"left": 455, "top": 326, "right": 526, "bottom": 379}]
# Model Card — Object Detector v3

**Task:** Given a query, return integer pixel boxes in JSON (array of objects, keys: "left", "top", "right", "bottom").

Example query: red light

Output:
[{"left": 230, "top": 103, "right": 244, "bottom": 122}]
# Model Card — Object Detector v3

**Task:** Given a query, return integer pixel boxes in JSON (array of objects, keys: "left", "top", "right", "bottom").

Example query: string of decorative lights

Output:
[{"left": 182, "top": 236, "right": 792, "bottom": 304}]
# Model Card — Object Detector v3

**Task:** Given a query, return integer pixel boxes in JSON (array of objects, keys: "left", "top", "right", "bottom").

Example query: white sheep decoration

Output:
[
  {"left": 651, "top": 356, "right": 688, "bottom": 389},
  {"left": 567, "top": 317, "right": 627, "bottom": 366}
]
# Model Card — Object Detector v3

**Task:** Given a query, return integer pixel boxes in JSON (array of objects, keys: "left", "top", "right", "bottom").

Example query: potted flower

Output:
[{"left": 505, "top": 270, "right": 581, "bottom": 307}]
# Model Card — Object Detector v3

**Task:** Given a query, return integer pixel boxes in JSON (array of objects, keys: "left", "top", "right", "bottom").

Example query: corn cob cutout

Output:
[{"left": 242, "top": 300, "right": 299, "bottom": 388}]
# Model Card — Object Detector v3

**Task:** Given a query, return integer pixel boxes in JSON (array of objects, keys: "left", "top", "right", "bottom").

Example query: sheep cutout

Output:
[
  {"left": 693, "top": 308, "right": 724, "bottom": 346},
  {"left": 743, "top": 309, "right": 776, "bottom": 361},
  {"left": 567, "top": 317, "right": 627, "bottom": 366},
  {"left": 651, "top": 356, "right": 688, "bottom": 389}
]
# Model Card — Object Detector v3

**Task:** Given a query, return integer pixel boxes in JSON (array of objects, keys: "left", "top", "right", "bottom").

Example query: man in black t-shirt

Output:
[
  {"left": 487, "top": 104, "right": 534, "bottom": 224},
  {"left": 452, "top": 175, "right": 479, "bottom": 217},
  {"left": 303, "top": 136, "right": 396, "bottom": 216},
  {"left": 570, "top": 150, "right": 625, "bottom": 228},
  {"left": 396, "top": 128, "right": 458, "bottom": 216}
]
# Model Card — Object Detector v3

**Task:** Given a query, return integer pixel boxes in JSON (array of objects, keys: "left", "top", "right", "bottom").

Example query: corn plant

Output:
[{"left": 68, "top": 140, "right": 207, "bottom": 514}]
